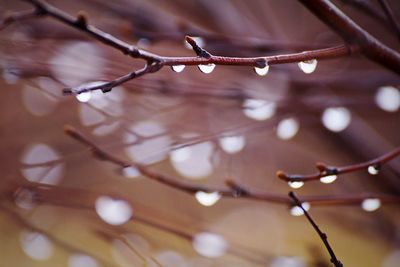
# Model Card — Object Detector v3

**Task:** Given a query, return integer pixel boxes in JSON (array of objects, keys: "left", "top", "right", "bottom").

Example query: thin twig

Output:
[
  {"left": 0, "top": 8, "right": 44, "bottom": 31},
  {"left": 64, "top": 125, "right": 400, "bottom": 206},
  {"left": 289, "top": 192, "right": 343, "bottom": 267},
  {"left": 377, "top": 0, "right": 400, "bottom": 40},
  {"left": 277, "top": 146, "right": 400, "bottom": 182}
]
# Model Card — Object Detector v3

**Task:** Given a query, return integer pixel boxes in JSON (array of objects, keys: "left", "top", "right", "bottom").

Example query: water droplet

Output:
[
  {"left": 361, "top": 198, "right": 381, "bottom": 212},
  {"left": 195, "top": 191, "right": 221, "bottom": 206},
  {"left": 254, "top": 65, "right": 269, "bottom": 76},
  {"left": 288, "top": 181, "right": 304, "bottom": 189},
  {"left": 298, "top": 59, "right": 317, "bottom": 74},
  {"left": 171, "top": 65, "right": 185, "bottom": 73},
  {"left": 290, "top": 202, "right": 310, "bottom": 216},
  {"left": 277, "top": 118, "right": 299, "bottom": 140},
  {"left": 368, "top": 165, "right": 379, "bottom": 175},
  {"left": 319, "top": 174, "right": 337, "bottom": 184},
  {"left": 243, "top": 99, "right": 276, "bottom": 121},
  {"left": 76, "top": 91, "right": 91, "bottom": 102},
  {"left": 192, "top": 232, "right": 228, "bottom": 258},
  {"left": 69, "top": 254, "right": 100, "bottom": 267},
  {"left": 321, "top": 107, "right": 351, "bottom": 132},
  {"left": 198, "top": 64, "right": 215, "bottom": 74},
  {"left": 20, "top": 231, "right": 54, "bottom": 260},
  {"left": 219, "top": 135, "right": 245, "bottom": 154},
  {"left": 122, "top": 166, "right": 140, "bottom": 178},
  {"left": 375, "top": 86, "right": 400, "bottom": 112},
  {"left": 14, "top": 188, "right": 36, "bottom": 210},
  {"left": 271, "top": 256, "right": 306, "bottom": 267},
  {"left": 95, "top": 196, "right": 133, "bottom": 225}
]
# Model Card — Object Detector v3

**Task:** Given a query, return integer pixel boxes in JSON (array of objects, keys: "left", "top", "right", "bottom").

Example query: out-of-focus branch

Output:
[
  {"left": 64, "top": 125, "right": 400, "bottom": 207},
  {"left": 8, "top": 0, "right": 357, "bottom": 95},
  {"left": 299, "top": 0, "right": 400, "bottom": 74},
  {"left": 289, "top": 192, "right": 343, "bottom": 267},
  {"left": 0, "top": 204, "right": 117, "bottom": 267},
  {"left": 277, "top": 146, "right": 400, "bottom": 182},
  {"left": 0, "top": 8, "right": 44, "bottom": 31},
  {"left": 377, "top": 0, "right": 400, "bottom": 40}
]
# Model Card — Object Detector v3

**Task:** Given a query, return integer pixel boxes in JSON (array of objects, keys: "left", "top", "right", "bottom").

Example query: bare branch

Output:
[
  {"left": 277, "top": 146, "right": 400, "bottom": 183},
  {"left": 289, "top": 192, "right": 343, "bottom": 267},
  {"left": 377, "top": 0, "right": 400, "bottom": 40},
  {"left": 299, "top": 0, "right": 400, "bottom": 74},
  {"left": 64, "top": 125, "right": 400, "bottom": 207}
]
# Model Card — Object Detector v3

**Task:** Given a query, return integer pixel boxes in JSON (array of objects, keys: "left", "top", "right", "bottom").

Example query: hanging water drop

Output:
[
  {"left": 288, "top": 181, "right": 304, "bottom": 189},
  {"left": 298, "top": 59, "right": 317, "bottom": 74},
  {"left": 171, "top": 65, "right": 185, "bottom": 73},
  {"left": 195, "top": 191, "right": 221, "bottom": 206},
  {"left": 319, "top": 174, "right": 337, "bottom": 184},
  {"left": 76, "top": 91, "right": 91, "bottom": 102},
  {"left": 290, "top": 202, "right": 310, "bottom": 216},
  {"left": 254, "top": 65, "right": 269, "bottom": 76},
  {"left": 198, "top": 64, "right": 216, "bottom": 74},
  {"left": 368, "top": 165, "right": 379, "bottom": 175}
]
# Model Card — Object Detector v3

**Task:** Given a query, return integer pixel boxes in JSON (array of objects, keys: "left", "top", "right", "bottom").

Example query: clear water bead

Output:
[
  {"left": 198, "top": 64, "right": 216, "bottom": 74},
  {"left": 254, "top": 65, "right": 269, "bottom": 76},
  {"left": 171, "top": 65, "right": 185, "bottom": 73},
  {"left": 298, "top": 59, "right": 317, "bottom": 74},
  {"left": 361, "top": 198, "right": 381, "bottom": 212},
  {"left": 368, "top": 165, "right": 379, "bottom": 175},
  {"left": 320, "top": 174, "right": 337, "bottom": 184},
  {"left": 288, "top": 181, "right": 304, "bottom": 189}
]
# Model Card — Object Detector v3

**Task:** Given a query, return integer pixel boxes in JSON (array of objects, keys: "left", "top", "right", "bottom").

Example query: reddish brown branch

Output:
[
  {"left": 64, "top": 125, "right": 400, "bottom": 207},
  {"left": 16, "top": 0, "right": 357, "bottom": 95},
  {"left": 289, "top": 192, "right": 343, "bottom": 267},
  {"left": 277, "top": 146, "right": 400, "bottom": 183},
  {"left": 299, "top": 0, "right": 400, "bottom": 74}
]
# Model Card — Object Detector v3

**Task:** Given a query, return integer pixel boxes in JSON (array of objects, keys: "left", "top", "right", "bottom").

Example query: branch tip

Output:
[
  {"left": 76, "top": 10, "right": 88, "bottom": 28},
  {"left": 276, "top": 170, "right": 289, "bottom": 180}
]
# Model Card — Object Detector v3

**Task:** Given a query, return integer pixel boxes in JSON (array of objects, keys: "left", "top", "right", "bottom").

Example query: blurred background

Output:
[{"left": 0, "top": 0, "right": 400, "bottom": 266}]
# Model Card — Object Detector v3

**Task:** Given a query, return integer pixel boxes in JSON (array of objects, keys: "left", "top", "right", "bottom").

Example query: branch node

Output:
[
  {"left": 185, "top": 35, "right": 211, "bottom": 58},
  {"left": 225, "top": 179, "right": 248, "bottom": 197},
  {"left": 315, "top": 162, "right": 328, "bottom": 172},
  {"left": 276, "top": 170, "right": 289, "bottom": 180},
  {"left": 76, "top": 10, "right": 88, "bottom": 28}
]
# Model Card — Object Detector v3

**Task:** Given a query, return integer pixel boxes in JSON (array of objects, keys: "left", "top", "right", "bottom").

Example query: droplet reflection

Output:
[
  {"left": 298, "top": 59, "right": 317, "bottom": 74},
  {"left": 198, "top": 64, "right": 215, "bottom": 74}
]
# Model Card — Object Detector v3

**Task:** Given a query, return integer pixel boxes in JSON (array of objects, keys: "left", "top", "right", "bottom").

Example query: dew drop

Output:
[
  {"left": 171, "top": 65, "right": 185, "bottom": 73},
  {"left": 361, "top": 198, "right": 381, "bottom": 212},
  {"left": 218, "top": 135, "right": 245, "bottom": 154},
  {"left": 277, "top": 118, "right": 299, "bottom": 140},
  {"left": 319, "top": 174, "right": 337, "bottom": 184},
  {"left": 375, "top": 86, "right": 400, "bottom": 112},
  {"left": 288, "top": 181, "right": 304, "bottom": 189},
  {"left": 290, "top": 202, "right": 310, "bottom": 216},
  {"left": 254, "top": 65, "right": 269, "bottom": 76},
  {"left": 95, "top": 196, "right": 133, "bottom": 225},
  {"left": 195, "top": 191, "right": 221, "bottom": 207},
  {"left": 76, "top": 91, "right": 91, "bottom": 102},
  {"left": 198, "top": 64, "right": 215, "bottom": 74},
  {"left": 298, "top": 59, "right": 317, "bottom": 74},
  {"left": 321, "top": 107, "right": 351, "bottom": 132},
  {"left": 368, "top": 165, "right": 379, "bottom": 175},
  {"left": 192, "top": 232, "right": 228, "bottom": 258}
]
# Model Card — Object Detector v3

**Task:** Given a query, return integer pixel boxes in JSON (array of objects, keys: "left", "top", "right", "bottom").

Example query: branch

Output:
[
  {"left": 377, "top": 0, "right": 400, "bottom": 40},
  {"left": 298, "top": 0, "right": 400, "bottom": 74},
  {"left": 289, "top": 192, "right": 343, "bottom": 267},
  {"left": 0, "top": 8, "right": 45, "bottom": 31},
  {"left": 277, "top": 146, "right": 400, "bottom": 183},
  {"left": 13, "top": 0, "right": 357, "bottom": 95},
  {"left": 64, "top": 125, "right": 400, "bottom": 207}
]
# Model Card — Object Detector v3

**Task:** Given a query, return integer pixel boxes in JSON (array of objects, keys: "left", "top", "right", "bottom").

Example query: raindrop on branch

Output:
[
  {"left": 368, "top": 165, "right": 380, "bottom": 175},
  {"left": 171, "top": 65, "right": 185, "bottom": 73},
  {"left": 375, "top": 86, "right": 400, "bottom": 112},
  {"left": 298, "top": 59, "right": 317, "bottom": 74},
  {"left": 319, "top": 174, "right": 337, "bottom": 184},
  {"left": 321, "top": 107, "right": 351, "bottom": 132},
  {"left": 76, "top": 91, "right": 91, "bottom": 102},
  {"left": 254, "top": 65, "right": 269, "bottom": 76},
  {"left": 195, "top": 191, "right": 221, "bottom": 206},
  {"left": 192, "top": 232, "right": 228, "bottom": 258},
  {"left": 276, "top": 118, "right": 299, "bottom": 140},
  {"left": 198, "top": 64, "right": 215, "bottom": 74},
  {"left": 95, "top": 196, "right": 133, "bottom": 225},
  {"left": 218, "top": 135, "right": 245, "bottom": 154},
  {"left": 361, "top": 198, "right": 381, "bottom": 212},
  {"left": 290, "top": 202, "right": 310, "bottom": 216},
  {"left": 288, "top": 181, "right": 304, "bottom": 189}
]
